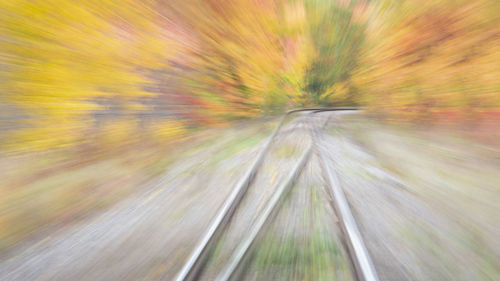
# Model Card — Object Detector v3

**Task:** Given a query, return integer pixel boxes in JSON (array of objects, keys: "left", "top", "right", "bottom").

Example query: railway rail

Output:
[{"left": 174, "top": 108, "right": 378, "bottom": 281}]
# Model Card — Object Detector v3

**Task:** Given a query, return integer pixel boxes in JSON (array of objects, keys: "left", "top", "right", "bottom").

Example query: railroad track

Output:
[{"left": 173, "top": 108, "right": 378, "bottom": 281}]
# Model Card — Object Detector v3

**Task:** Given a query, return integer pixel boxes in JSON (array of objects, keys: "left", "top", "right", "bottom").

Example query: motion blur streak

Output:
[{"left": 0, "top": 0, "right": 499, "bottom": 281}]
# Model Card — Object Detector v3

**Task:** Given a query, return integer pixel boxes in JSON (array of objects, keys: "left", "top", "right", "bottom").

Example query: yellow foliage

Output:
[
  {"left": 149, "top": 120, "right": 187, "bottom": 142},
  {"left": 353, "top": 0, "right": 500, "bottom": 120},
  {"left": 3, "top": 0, "right": 497, "bottom": 152}
]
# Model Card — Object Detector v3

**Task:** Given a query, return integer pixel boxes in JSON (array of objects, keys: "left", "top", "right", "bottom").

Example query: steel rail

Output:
[
  {"left": 215, "top": 144, "right": 312, "bottom": 281},
  {"left": 174, "top": 107, "right": 363, "bottom": 281},
  {"left": 214, "top": 109, "right": 366, "bottom": 281},
  {"left": 174, "top": 108, "right": 316, "bottom": 281},
  {"left": 311, "top": 110, "right": 379, "bottom": 281}
]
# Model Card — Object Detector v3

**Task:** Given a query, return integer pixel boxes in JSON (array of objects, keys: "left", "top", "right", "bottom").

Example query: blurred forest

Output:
[{"left": 1, "top": 0, "right": 499, "bottom": 153}]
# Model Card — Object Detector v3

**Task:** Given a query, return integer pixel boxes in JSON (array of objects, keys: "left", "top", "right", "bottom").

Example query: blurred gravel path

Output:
[
  {"left": 1, "top": 112, "right": 498, "bottom": 281},
  {"left": 319, "top": 112, "right": 500, "bottom": 281},
  {"left": 0, "top": 123, "right": 272, "bottom": 281}
]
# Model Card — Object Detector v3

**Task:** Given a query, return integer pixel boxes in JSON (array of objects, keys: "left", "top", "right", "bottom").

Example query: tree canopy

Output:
[{"left": 1, "top": 0, "right": 498, "bottom": 152}]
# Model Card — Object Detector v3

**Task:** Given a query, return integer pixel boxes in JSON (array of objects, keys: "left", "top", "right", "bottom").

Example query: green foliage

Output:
[
  {"left": 305, "top": 0, "right": 366, "bottom": 105},
  {"left": 1, "top": 0, "right": 498, "bottom": 152}
]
